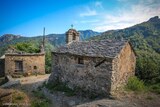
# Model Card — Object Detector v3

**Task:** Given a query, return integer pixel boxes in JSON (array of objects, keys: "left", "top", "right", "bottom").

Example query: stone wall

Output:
[
  {"left": 66, "top": 29, "right": 79, "bottom": 44},
  {"left": 111, "top": 42, "right": 136, "bottom": 92},
  {"left": 49, "top": 42, "right": 136, "bottom": 96},
  {"left": 49, "top": 53, "right": 113, "bottom": 96},
  {"left": 5, "top": 54, "right": 45, "bottom": 75},
  {"left": 0, "top": 59, "right": 5, "bottom": 77}
]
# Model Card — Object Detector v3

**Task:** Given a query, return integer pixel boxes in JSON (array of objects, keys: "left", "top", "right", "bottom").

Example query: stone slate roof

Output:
[{"left": 53, "top": 39, "right": 128, "bottom": 58}]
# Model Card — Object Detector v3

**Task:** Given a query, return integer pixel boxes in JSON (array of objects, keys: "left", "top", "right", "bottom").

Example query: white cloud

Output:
[
  {"left": 93, "top": 0, "right": 160, "bottom": 31},
  {"left": 80, "top": 20, "right": 99, "bottom": 23},
  {"left": 79, "top": 7, "right": 97, "bottom": 17}
]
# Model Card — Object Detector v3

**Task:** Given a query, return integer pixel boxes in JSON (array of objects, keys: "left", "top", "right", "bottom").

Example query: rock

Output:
[{"left": 68, "top": 100, "right": 76, "bottom": 106}]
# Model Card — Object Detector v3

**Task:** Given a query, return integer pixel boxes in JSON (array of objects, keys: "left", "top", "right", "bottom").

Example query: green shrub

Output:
[
  {"left": 46, "top": 82, "right": 104, "bottom": 99},
  {"left": 31, "top": 90, "right": 51, "bottom": 107},
  {"left": 126, "top": 76, "right": 145, "bottom": 91},
  {"left": 31, "top": 99, "right": 50, "bottom": 107},
  {"left": 149, "top": 83, "right": 160, "bottom": 94},
  {"left": 15, "top": 95, "right": 24, "bottom": 100},
  {"left": 46, "top": 81, "right": 76, "bottom": 96}
]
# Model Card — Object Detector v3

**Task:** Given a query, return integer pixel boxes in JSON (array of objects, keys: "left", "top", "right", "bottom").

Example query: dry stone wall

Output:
[
  {"left": 5, "top": 54, "right": 45, "bottom": 75},
  {"left": 49, "top": 53, "right": 113, "bottom": 96},
  {"left": 0, "top": 59, "right": 5, "bottom": 77},
  {"left": 111, "top": 43, "right": 136, "bottom": 92},
  {"left": 49, "top": 42, "right": 136, "bottom": 96}
]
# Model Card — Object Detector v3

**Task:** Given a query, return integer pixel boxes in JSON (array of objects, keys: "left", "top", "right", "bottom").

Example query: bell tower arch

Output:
[{"left": 66, "top": 28, "right": 79, "bottom": 44}]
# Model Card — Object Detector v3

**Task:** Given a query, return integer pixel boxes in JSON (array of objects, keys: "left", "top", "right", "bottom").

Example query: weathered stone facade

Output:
[
  {"left": 0, "top": 56, "right": 5, "bottom": 77},
  {"left": 66, "top": 29, "right": 80, "bottom": 44},
  {"left": 49, "top": 29, "right": 136, "bottom": 96},
  {"left": 111, "top": 42, "right": 136, "bottom": 93},
  {"left": 50, "top": 54, "right": 113, "bottom": 95},
  {"left": 5, "top": 53, "right": 45, "bottom": 76}
]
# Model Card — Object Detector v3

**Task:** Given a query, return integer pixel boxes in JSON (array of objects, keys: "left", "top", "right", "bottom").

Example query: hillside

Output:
[
  {"left": 90, "top": 16, "right": 160, "bottom": 83},
  {"left": 91, "top": 16, "right": 160, "bottom": 53},
  {"left": 0, "top": 30, "right": 100, "bottom": 56}
]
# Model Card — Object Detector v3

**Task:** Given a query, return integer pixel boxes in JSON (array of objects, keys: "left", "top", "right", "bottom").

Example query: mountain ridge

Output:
[
  {"left": 0, "top": 30, "right": 100, "bottom": 55},
  {"left": 91, "top": 16, "right": 160, "bottom": 53}
]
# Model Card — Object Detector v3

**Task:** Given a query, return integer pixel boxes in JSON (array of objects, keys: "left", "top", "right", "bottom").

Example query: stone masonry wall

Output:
[
  {"left": 111, "top": 43, "right": 136, "bottom": 92},
  {"left": 49, "top": 53, "right": 113, "bottom": 96},
  {"left": 66, "top": 29, "right": 79, "bottom": 44},
  {"left": 5, "top": 54, "right": 45, "bottom": 75},
  {"left": 0, "top": 59, "right": 5, "bottom": 77}
]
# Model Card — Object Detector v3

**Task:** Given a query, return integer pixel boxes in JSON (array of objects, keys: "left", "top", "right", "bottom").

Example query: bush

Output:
[
  {"left": 46, "top": 81, "right": 75, "bottom": 96},
  {"left": 149, "top": 83, "right": 160, "bottom": 94},
  {"left": 126, "top": 76, "right": 145, "bottom": 91},
  {"left": 31, "top": 90, "right": 51, "bottom": 107},
  {"left": 135, "top": 51, "right": 160, "bottom": 84},
  {"left": 46, "top": 81, "right": 105, "bottom": 99},
  {"left": 31, "top": 99, "right": 50, "bottom": 107},
  {"left": 45, "top": 52, "right": 52, "bottom": 74}
]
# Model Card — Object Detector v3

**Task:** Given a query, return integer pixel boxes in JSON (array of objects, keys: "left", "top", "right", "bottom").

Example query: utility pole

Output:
[
  {"left": 43, "top": 27, "right": 45, "bottom": 48},
  {"left": 40, "top": 27, "right": 45, "bottom": 53}
]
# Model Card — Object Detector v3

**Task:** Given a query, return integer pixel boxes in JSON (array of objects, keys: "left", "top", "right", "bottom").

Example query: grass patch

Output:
[
  {"left": 31, "top": 99, "right": 50, "bottom": 107},
  {"left": 12, "top": 90, "right": 29, "bottom": 104},
  {"left": 15, "top": 95, "right": 24, "bottom": 100},
  {"left": 146, "top": 96, "right": 153, "bottom": 100},
  {"left": 31, "top": 90, "right": 51, "bottom": 107},
  {"left": 126, "top": 76, "right": 146, "bottom": 92},
  {"left": 148, "top": 83, "right": 160, "bottom": 94},
  {"left": 45, "top": 81, "right": 76, "bottom": 97},
  {"left": 46, "top": 81, "right": 106, "bottom": 99},
  {"left": 126, "top": 76, "right": 160, "bottom": 95}
]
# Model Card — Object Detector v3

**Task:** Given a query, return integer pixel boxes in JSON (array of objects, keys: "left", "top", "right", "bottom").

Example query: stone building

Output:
[
  {"left": 0, "top": 28, "right": 46, "bottom": 77},
  {"left": 66, "top": 29, "right": 80, "bottom": 44},
  {"left": 0, "top": 55, "right": 5, "bottom": 77},
  {"left": 4, "top": 48, "right": 45, "bottom": 77},
  {"left": 49, "top": 29, "right": 136, "bottom": 96}
]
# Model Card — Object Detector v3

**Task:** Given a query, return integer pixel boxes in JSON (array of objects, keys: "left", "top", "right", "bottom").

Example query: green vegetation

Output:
[
  {"left": 45, "top": 52, "right": 52, "bottom": 73},
  {"left": 11, "top": 90, "right": 30, "bottom": 104},
  {"left": 8, "top": 41, "right": 54, "bottom": 74},
  {"left": 136, "top": 50, "right": 160, "bottom": 84},
  {"left": 45, "top": 80, "right": 105, "bottom": 99},
  {"left": 45, "top": 80, "right": 76, "bottom": 97},
  {"left": 13, "top": 42, "right": 40, "bottom": 53},
  {"left": 15, "top": 95, "right": 24, "bottom": 100},
  {"left": 148, "top": 83, "right": 160, "bottom": 94},
  {"left": 90, "top": 17, "right": 160, "bottom": 94},
  {"left": 31, "top": 90, "right": 51, "bottom": 107},
  {"left": 126, "top": 76, "right": 160, "bottom": 94},
  {"left": 126, "top": 76, "right": 145, "bottom": 91}
]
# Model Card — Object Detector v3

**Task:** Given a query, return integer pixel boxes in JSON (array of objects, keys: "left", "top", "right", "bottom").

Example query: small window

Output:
[
  {"left": 15, "top": 61, "right": 23, "bottom": 72},
  {"left": 73, "top": 34, "right": 76, "bottom": 40},
  {"left": 78, "top": 57, "right": 84, "bottom": 64},
  {"left": 34, "top": 66, "right": 37, "bottom": 70}
]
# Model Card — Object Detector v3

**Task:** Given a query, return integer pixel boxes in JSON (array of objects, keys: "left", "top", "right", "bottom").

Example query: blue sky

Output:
[{"left": 0, "top": 0, "right": 160, "bottom": 36}]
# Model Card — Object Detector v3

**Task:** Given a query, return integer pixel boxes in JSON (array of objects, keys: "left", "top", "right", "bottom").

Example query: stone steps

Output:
[{"left": 11, "top": 72, "right": 24, "bottom": 78}]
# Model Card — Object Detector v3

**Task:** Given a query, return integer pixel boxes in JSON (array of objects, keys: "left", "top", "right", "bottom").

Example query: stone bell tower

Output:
[{"left": 66, "top": 26, "right": 80, "bottom": 44}]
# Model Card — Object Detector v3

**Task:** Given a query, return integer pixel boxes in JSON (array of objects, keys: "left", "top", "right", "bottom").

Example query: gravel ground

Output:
[{"left": 1, "top": 75, "right": 160, "bottom": 107}]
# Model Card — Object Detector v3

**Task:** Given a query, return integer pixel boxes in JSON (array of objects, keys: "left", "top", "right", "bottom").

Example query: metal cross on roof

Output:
[{"left": 71, "top": 24, "right": 74, "bottom": 29}]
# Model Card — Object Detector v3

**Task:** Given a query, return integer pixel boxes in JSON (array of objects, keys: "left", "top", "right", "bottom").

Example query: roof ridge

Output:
[{"left": 54, "top": 39, "right": 129, "bottom": 58}]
